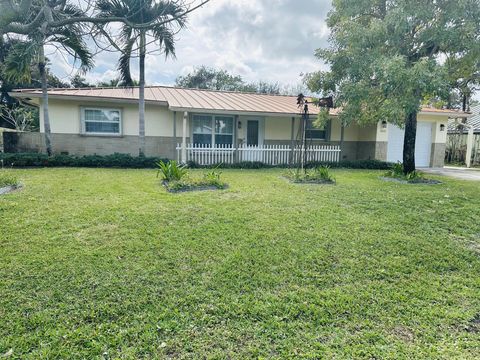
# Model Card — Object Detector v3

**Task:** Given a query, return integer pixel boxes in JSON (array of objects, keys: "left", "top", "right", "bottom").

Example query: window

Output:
[
  {"left": 192, "top": 115, "right": 212, "bottom": 145},
  {"left": 82, "top": 108, "right": 121, "bottom": 135},
  {"left": 192, "top": 114, "right": 234, "bottom": 146},
  {"left": 305, "top": 118, "right": 326, "bottom": 140},
  {"left": 215, "top": 116, "right": 234, "bottom": 145}
]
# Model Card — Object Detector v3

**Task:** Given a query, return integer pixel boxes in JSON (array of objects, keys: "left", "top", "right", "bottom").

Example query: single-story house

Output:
[{"left": 10, "top": 86, "right": 467, "bottom": 167}]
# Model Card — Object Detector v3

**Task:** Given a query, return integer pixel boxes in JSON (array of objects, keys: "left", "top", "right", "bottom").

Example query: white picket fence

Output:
[{"left": 176, "top": 143, "right": 341, "bottom": 166}]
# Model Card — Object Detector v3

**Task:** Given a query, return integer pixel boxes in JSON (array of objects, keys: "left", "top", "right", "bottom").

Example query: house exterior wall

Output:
[
  {"left": 19, "top": 99, "right": 449, "bottom": 166},
  {"left": 40, "top": 99, "right": 175, "bottom": 137},
  {"left": 373, "top": 113, "right": 449, "bottom": 166}
]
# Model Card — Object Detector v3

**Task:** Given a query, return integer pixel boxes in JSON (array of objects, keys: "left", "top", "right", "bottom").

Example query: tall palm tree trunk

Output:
[
  {"left": 138, "top": 31, "right": 146, "bottom": 156},
  {"left": 38, "top": 43, "right": 52, "bottom": 156}
]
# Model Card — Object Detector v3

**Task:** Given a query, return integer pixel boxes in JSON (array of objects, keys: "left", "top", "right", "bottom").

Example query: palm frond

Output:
[
  {"left": 151, "top": 25, "right": 176, "bottom": 59},
  {"left": 96, "top": 0, "right": 136, "bottom": 18},
  {"left": 118, "top": 37, "right": 136, "bottom": 86},
  {"left": 4, "top": 40, "right": 39, "bottom": 83},
  {"left": 50, "top": 27, "right": 94, "bottom": 72}
]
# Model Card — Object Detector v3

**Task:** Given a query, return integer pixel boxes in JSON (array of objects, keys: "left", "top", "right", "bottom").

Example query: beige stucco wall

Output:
[
  {"left": 40, "top": 99, "right": 175, "bottom": 137},
  {"left": 329, "top": 118, "right": 376, "bottom": 142},
  {"left": 264, "top": 116, "right": 292, "bottom": 140},
  {"left": 373, "top": 113, "right": 449, "bottom": 143},
  {"left": 262, "top": 116, "right": 377, "bottom": 142}
]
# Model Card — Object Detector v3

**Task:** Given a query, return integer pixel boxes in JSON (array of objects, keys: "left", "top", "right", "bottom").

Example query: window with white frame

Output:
[
  {"left": 192, "top": 114, "right": 234, "bottom": 146},
  {"left": 82, "top": 108, "right": 121, "bottom": 135}
]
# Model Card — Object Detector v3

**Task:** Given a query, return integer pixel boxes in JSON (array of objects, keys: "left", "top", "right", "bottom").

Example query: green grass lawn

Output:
[{"left": 1, "top": 168, "right": 479, "bottom": 359}]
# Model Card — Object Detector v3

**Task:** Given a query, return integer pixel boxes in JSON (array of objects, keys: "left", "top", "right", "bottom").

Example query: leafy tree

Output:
[
  {"left": 70, "top": 74, "right": 95, "bottom": 88},
  {"left": 176, "top": 66, "right": 246, "bottom": 91},
  {"left": 307, "top": 0, "right": 480, "bottom": 173},
  {"left": 97, "top": 0, "right": 187, "bottom": 156},
  {"left": 96, "top": 77, "right": 139, "bottom": 87},
  {"left": 176, "top": 66, "right": 282, "bottom": 94},
  {"left": 445, "top": 48, "right": 480, "bottom": 112},
  {"left": 0, "top": 104, "right": 39, "bottom": 131},
  {"left": 2, "top": 2, "right": 93, "bottom": 155}
]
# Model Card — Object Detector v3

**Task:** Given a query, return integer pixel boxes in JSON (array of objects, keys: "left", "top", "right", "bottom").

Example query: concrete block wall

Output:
[{"left": 11, "top": 132, "right": 181, "bottom": 159}]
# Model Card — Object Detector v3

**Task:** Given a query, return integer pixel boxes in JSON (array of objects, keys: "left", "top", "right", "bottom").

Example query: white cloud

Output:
[{"left": 47, "top": 0, "right": 331, "bottom": 88}]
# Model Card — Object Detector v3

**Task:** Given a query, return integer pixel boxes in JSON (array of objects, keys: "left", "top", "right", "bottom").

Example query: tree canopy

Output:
[
  {"left": 175, "top": 66, "right": 282, "bottom": 94},
  {"left": 307, "top": 0, "right": 480, "bottom": 172}
]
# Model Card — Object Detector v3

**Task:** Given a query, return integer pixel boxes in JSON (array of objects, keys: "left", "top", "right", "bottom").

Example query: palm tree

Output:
[
  {"left": 4, "top": 5, "right": 93, "bottom": 155},
  {"left": 97, "top": 0, "right": 186, "bottom": 156}
]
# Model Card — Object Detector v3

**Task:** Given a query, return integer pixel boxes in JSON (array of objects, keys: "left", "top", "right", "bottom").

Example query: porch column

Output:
[
  {"left": 234, "top": 115, "right": 239, "bottom": 163},
  {"left": 340, "top": 120, "right": 345, "bottom": 159},
  {"left": 466, "top": 125, "right": 474, "bottom": 168},
  {"left": 173, "top": 111, "right": 177, "bottom": 160},
  {"left": 290, "top": 117, "right": 295, "bottom": 164},
  {"left": 181, "top": 111, "right": 188, "bottom": 164}
]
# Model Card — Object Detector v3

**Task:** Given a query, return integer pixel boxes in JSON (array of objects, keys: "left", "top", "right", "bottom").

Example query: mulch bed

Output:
[
  {"left": 0, "top": 184, "right": 22, "bottom": 195},
  {"left": 379, "top": 176, "right": 442, "bottom": 185},
  {"left": 282, "top": 176, "right": 336, "bottom": 185}
]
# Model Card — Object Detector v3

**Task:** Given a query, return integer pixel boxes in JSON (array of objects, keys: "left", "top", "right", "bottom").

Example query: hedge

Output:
[
  {"left": 188, "top": 159, "right": 393, "bottom": 170},
  {"left": 0, "top": 153, "right": 393, "bottom": 170},
  {"left": 0, "top": 153, "right": 167, "bottom": 168}
]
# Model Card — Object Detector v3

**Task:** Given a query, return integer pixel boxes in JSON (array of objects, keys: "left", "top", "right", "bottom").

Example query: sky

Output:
[{"left": 48, "top": 0, "right": 332, "bottom": 88}]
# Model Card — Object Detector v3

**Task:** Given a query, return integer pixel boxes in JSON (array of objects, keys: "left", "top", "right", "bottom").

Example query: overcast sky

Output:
[
  {"left": 49, "top": 0, "right": 332, "bottom": 88},
  {"left": 47, "top": 0, "right": 479, "bottom": 102}
]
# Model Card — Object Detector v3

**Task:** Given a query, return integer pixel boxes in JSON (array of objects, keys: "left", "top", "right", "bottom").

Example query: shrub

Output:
[
  {"left": 0, "top": 153, "right": 167, "bottom": 168},
  {"left": 385, "top": 162, "right": 404, "bottom": 178},
  {"left": 202, "top": 167, "right": 225, "bottom": 188},
  {"left": 0, "top": 170, "right": 18, "bottom": 188},
  {"left": 286, "top": 166, "right": 336, "bottom": 184},
  {"left": 384, "top": 162, "right": 424, "bottom": 182},
  {"left": 162, "top": 165, "right": 227, "bottom": 192},
  {"left": 187, "top": 161, "right": 270, "bottom": 169},
  {"left": 187, "top": 159, "right": 392, "bottom": 170},
  {"left": 157, "top": 160, "right": 188, "bottom": 182},
  {"left": 309, "top": 165, "right": 335, "bottom": 183}
]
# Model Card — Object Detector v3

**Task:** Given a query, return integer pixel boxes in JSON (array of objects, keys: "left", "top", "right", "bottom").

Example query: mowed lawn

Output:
[{"left": 1, "top": 168, "right": 480, "bottom": 359}]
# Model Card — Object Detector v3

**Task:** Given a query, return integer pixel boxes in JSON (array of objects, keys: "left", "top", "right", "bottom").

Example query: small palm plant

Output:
[{"left": 157, "top": 160, "right": 188, "bottom": 182}]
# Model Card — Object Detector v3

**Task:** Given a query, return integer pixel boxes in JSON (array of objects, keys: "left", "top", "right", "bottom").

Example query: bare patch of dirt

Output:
[{"left": 391, "top": 326, "right": 415, "bottom": 343}]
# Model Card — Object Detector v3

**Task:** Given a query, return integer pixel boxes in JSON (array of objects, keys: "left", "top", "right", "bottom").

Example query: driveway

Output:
[{"left": 421, "top": 167, "right": 480, "bottom": 181}]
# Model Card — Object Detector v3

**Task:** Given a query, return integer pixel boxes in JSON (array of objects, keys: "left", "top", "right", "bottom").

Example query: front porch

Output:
[
  {"left": 174, "top": 111, "right": 341, "bottom": 165},
  {"left": 176, "top": 143, "right": 341, "bottom": 166}
]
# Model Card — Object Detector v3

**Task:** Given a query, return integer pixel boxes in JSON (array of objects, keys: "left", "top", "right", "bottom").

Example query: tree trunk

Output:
[
  {"left": 38, "top": 43, "right": 52, "bottom": 156},
  {"left": 403, "top": 110, "right": 417, "bottom": 174},
  {"left": 138, "top": 31, "right": 146, "bottom": 156}
]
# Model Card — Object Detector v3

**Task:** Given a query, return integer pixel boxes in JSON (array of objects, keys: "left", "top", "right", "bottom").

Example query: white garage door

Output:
[{"left": 387, "top": 122, "right": 432, "bottom": 167}]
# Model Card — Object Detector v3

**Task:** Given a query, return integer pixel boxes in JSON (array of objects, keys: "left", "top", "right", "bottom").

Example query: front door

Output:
[
  {"left": 247, "top": 120, "right": 259, "bottom": 146},
  {"left": 244, "top": 120, "right": 263, "bottom": 161}
]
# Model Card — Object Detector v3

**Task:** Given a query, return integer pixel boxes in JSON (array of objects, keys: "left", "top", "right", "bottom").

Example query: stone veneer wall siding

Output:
[
  {"left": 431, "top": 143, "right": 446, "bottom": 167},
  {"left": 374, "top": 142, "right": 388, "bottom": 162},
  {"left": 12, "top": 132, "right": 182, "bottom": 159},
  {"left": 264, "top": 140, "right": 377, "bottom": 161},
  {"left": 356, "top": 142, "right": 376, "bottom": 161}
]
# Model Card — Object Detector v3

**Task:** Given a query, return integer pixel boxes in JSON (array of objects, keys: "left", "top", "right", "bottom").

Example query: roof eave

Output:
[
  {"left": 420, "top": 110, "right": 473, "bottom": 118},
  {"left": 168, "top": 106, "right": 314, "bottom": 118},
  {"left": 9, "top": 92, "right": 169, "bottom": 107}
]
